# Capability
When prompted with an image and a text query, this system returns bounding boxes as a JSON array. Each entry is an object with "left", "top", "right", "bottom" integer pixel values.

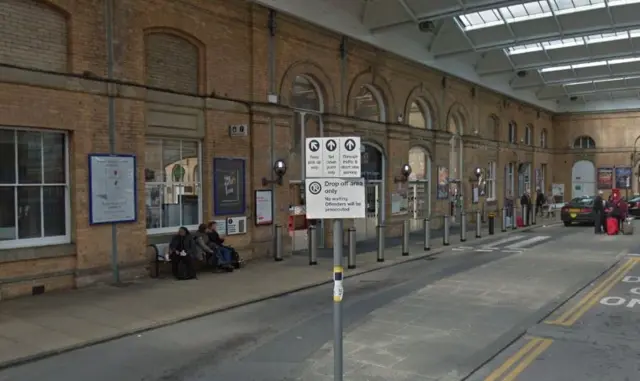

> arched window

[
  {"left": 573, "top": 136, "right": 596, "bottom": 149},
  {"left": 508, "top": 121, "right": 517, "bottom": 144},
  {"left": 524, "top": 125, "right": 533, "bottom": 146},
  {"left": 408, "top": 99, "right": 433, "bottom": 129},
  {"left": 354, "top": 85, "right": 384, "bottom": 122},
  {"left": 487, "top": 115, "right": 499, "bottom": 141},
  {"left": 540, "top": 128, "right": 548, "bottom": 148},
  {"left": 291, "top": 75, "right": 323, "bottom": 158}
]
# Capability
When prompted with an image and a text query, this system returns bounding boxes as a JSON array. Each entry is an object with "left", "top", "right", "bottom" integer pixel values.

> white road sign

[
  {"left": 305, "top": 178, "right": 366, "bottom": 219},
  {"left": 305, "top": 137, "right": 361, "bottom": 178}
]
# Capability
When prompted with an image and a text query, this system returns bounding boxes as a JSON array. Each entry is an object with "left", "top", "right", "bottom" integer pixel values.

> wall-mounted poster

[
  {"left": 597, "top": 167, "right": 613, "bottom": 189},
  {"left": 254, "top": 190, "right": 273, "bottom": 226},
  {"left": 213, "top": 158, "right": 246, "bottom": 215},
  {"left": 615, "top": 166, "right": 632, "bottom": 189},
  {"left": 437, "top": 167, "right": 449, "bottom": 200},
  {"left": 88, "top": 154, "right": 137, "bottom": 225}
]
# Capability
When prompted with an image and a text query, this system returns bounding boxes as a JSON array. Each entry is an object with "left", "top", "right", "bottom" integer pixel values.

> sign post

[{"left": 305, "top": 136, "right": 364, "bottom": 381}]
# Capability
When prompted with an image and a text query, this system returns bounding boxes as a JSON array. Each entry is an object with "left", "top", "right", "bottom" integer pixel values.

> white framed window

[
  {"left": 145, "top": 138, "right": 202, "bottom": 234},
  {"left": 540, "top": 129, "right": 548, "bottom": 148},
  {"left": 487, "top": 161, "right": 496, "bottom": 200},
  {"left": 524, "top": 125, "right": 532, "bottom": 145},
  {"left": 0, "top": 127, "right": 70, "bottom": 249},
  {"left": 508, "top": 122, "right": 517, "bottom": 143},
  {"left": 505, "top": 162, "right": 515, "bottom": 198}
]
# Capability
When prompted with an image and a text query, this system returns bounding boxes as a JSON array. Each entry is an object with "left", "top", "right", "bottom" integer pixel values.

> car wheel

[{"left": 563, "top": 221, "right": 571, "bottom": 227}]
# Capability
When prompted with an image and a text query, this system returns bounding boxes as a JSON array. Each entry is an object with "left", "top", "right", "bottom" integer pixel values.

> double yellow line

[
  {"left": 484, "top": 337, "right": 553, "bottom": 381},
  {"left": 546, "top": 257, "right": 639, "bottom": 326}
]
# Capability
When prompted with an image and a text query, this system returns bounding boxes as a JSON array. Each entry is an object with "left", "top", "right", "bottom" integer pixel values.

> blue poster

[{"left": 614, "top": 167, "right": 632, "bottom": 189}]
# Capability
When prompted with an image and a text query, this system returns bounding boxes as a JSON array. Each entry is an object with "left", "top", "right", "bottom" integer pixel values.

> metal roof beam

[
  {"left": 515, "top": 69, "right": 640, "bottom": 89},
  {"left": 370, "top": 0, "right": 523, "bottom": 33},
  {"left": 434, "top": 22, "right": 640, "bottom": 58},
  {"left": 539, "top": 84, "right": 640, "bottom": 100}
]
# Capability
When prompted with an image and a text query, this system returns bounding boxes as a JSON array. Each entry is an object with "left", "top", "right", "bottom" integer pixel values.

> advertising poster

[
  {"left": 254, "top": 190, "right": 273, "bottom": 225},
  {"left": 615, "top": 166, "right": 632, "bottom": 189},
  {"left": 597, "top": 167, "right": 613, "bottom": 189},
  {"left": 437, "top": 167, "right": 449, "bottom": 200},
  {"left": 88, "top": 154, "right": 137, "bottom": 225},
  {"left": 213, "top": 158, "right": 246, "bottom": 215}
]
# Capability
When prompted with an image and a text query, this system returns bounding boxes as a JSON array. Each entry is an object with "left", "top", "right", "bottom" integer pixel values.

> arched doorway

[
  {"left": 572, "top": 160, "right": 596, "bottom": 198},
  {"left": 448, "top": 112, "right": 464, "bottom": 220},
  {"left": 288, "top": 75, "right": 324, "bottom": 252},
  {"left": 408, "top": 147, "right": 431, "bottom": 232},
  {"left": 354, "top": 142, "right": 385, "bottom": 242}
]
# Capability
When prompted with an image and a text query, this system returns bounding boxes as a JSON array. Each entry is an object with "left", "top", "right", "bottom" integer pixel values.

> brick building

[{"left": 0, "top": 0, "right": 638, "bottom": 299}]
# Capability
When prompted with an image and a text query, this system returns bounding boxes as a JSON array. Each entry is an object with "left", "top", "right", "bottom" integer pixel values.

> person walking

[{"left": 593, "top": 190, "right": 605, "bottom": 234}]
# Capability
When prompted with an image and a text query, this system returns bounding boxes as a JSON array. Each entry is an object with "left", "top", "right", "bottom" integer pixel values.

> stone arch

[
  {"left": 573, "top": 135, "right": 596, "bottom": 149},
  {"left": 2, "top": 0, "right": 69, "bottom": 72},
  {"left": 347, "top": 70, "right": 395, "bottom": 123},
  {"left": 445, "top": 103, "right": 470, "bottom": 135},
  {"left": 279, "top": 60, "right": 335, "bottom": 112},
  {"left": 404, "top": 85, "right": 439, "bottom": 129},
  {"left": 143, "top": 27, "right": 205, "bottom": 94}
]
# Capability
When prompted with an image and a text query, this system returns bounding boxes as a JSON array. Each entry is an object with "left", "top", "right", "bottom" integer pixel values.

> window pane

[
  {"left": 43, "top": 186, "right": 66, "bottom": 237},
  {"left": 181, "top": 183, "right": 199, "bottom": 226},
  {"left": 0, "top": 187, "right": 16, "bottom": 240},
  {"left": 17, "top": 131, "right": 42, "bottom": 184},
  {"left": 181, "top": 141, "right": 198, "bottom": 182},
  {"left": 0, "top": 129, "right": 15, "bottom": 184},
  {"left": 42, "top": 132, "right": 65, "bottom": 184},
  {"left": 145, "top": 139, "right": 163, "bottom": 182},
  {"left": 163, "top": 140, "right": 182, "bottom": 182},
  {"left": 17, "top": 186, "right": 42, "bottom": 239},
  {"left": 145, "top": 183, "right": 164, "bottom": 229},
  {"left": 162, "top": 184, "right": 181, "bottom": 228}
]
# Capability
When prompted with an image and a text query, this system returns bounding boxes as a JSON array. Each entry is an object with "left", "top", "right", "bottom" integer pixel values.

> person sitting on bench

[
  {"left": 168, "top": 226, "right": 197, "bottom": 280},
  {"left": 206, "top": 221, "right": 236, "bottom": 266},
  {"left": 194, "top": 223, "right": 233, "bottom": 272}
]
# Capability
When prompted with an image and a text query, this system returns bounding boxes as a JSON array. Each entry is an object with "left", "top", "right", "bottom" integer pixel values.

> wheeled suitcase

[
  {"left": 623, "top": 217, "right": 634, "bottom": 235},
  {"left": 607, "top": 217, "right": 619, "bottom": 235}
]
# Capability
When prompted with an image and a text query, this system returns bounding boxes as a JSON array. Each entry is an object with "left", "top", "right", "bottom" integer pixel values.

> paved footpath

[
  {"left": 466, "top": 228, "right": 640, "bottom": 381},
  {"left": 299, "top": 225, "right": 636, "bottom": 381},
  {"left": 0, "top": 216, "right": 558, "bottom": 369}
]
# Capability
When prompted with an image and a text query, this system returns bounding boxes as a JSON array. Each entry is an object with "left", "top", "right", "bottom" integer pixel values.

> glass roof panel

[
  {"left": 564, "top": 75, "right": 640, "bottom": 88},
  {"left": 507, "top": 28, "right": 640, "bottom": 55},
  {"left": 458, "top": 0, "right": 626, "bottom": 31},
  {"left": 540, "top": 56, "right": 640, "bottom": 72}
]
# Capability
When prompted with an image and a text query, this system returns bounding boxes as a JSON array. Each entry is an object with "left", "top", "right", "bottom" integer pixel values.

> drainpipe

[
  {"left": 104, "top": 0, "right": 119, "bottom": 283},
  {"left": 267, "top": 9, "right": 277, "bottom": 252}
]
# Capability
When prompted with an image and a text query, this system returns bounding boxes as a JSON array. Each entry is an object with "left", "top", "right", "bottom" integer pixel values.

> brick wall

[{"left": 0, "top": 0, "right": 610, "bottom": 299}]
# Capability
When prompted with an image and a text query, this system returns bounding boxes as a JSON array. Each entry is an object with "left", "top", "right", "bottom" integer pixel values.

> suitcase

[
  {"left": 607, "top": 217, "right": 619, "bottom": 235},
  {"left": 623, "top": 217, "right": 634, "bottom": 235}
]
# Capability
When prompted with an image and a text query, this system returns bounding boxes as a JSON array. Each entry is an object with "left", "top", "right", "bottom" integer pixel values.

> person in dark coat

[
  {"left": 168, "top": 226, "right": 197, "bottom": 280},
  {"left": 520, "top": 191, "right": 532, "bottom": 225},
  {"left": 535, "top": 189, "right": 546, "bottom": 217},
  {"left": 593, "top": 190, "right": 605, "bottom": 234}
]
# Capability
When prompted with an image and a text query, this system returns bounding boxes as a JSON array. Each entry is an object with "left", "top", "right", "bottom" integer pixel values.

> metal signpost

[{"left": 305, "top": 136, "right": 365, "bottom": 381}]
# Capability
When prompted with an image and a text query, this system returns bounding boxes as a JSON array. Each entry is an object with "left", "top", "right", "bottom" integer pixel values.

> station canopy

[{"left": 258, "top": 0, "right": 640, "bottom": 112}]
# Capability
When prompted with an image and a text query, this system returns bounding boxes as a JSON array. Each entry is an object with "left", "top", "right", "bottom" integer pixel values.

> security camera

[
  {"left": 401, "top": 164, "right": 412, "bottom": 178},
  {"left": 418, "top": 20, "right": 435, "bottom": 33},
  {"left": 273, "top": 159, "right": 287, "bottom": 177}
]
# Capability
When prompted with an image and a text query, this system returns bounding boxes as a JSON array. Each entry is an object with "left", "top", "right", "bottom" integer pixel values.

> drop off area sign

[{"left": 304, "top": 137, "right": 365, "bottom": 219}]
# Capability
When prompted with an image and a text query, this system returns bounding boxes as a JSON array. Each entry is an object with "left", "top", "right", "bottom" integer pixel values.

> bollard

[
  {"left": 443, "top": 215, "right": 450, "bottom": 246},
  {"left": 347, "top": 227, "right": 356, "bottom": 269},
  {"left": 308, "top": 225, "right": 318, "bottom": 266},
  {"left": 423, "top": 218, "right": 430, "bottom": 251},
  {"left": 523, "top": 205, "right": 529, "bottom": 226},
  {"left": 501, "top": 207, "right": 507, "bottom": 232},
  {"left": 488, "top": 213, "right": 495, "bottom": 235},
  {"left": 476, "top": 210, "right": 482, "bottom": 238},
  {"left": 402, "top": 219, "right": 410, "bottom": 256},
  {"left": 460, "top": 211, "right": 467, "bottom": 242},
  {"left": 376, "top": 224, "right": 385, "bottom": 262},
  {"left": 274, "top": 224, "right": 283, "bottom": 261},
  {"left": 511, "top": 205, "right": 517, "bottom": 230}
]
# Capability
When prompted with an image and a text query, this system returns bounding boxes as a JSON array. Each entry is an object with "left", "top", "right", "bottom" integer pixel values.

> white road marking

[
  {"left": 481, "top": 235, "right": 525, "bottom": 248},
  {"left": 501, "top": 249, "right": 524, "bottom": 254},
  {"left": 474, "top": 248, "right": 495, "bottom": 252},
  {"left": 503, "top": 235, "right": 551, "bottom": 249},
  {"left": 628, "top": 253, "right": 640, "bottom": 257}
]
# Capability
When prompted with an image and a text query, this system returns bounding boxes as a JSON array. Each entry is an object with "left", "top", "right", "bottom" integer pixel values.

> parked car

[
  {"left": 561, "top": 196, "right": 595, "bottom": 226},
  {"left": 625, "top": 196, "right": 640, "bottom": 218}
]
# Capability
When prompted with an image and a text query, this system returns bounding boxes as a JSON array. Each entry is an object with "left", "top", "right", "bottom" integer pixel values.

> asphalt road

[{"left": 0, "top": 225, "right": 583, "bottom": 381}]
